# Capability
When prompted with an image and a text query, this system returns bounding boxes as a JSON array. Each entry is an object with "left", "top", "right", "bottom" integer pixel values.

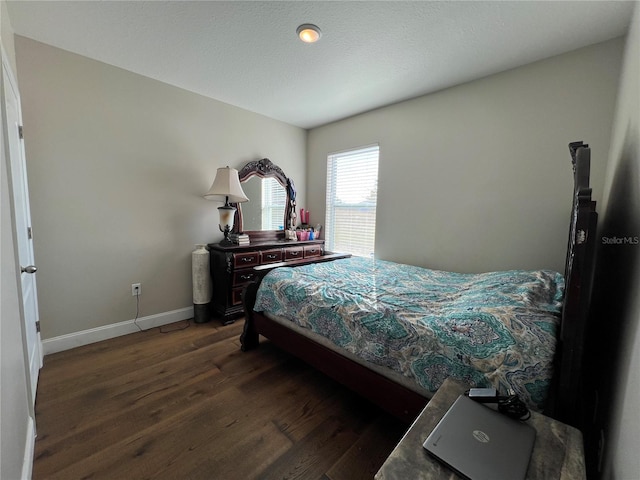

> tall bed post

[{"left": 550, "top": 141, "right": 598, "bottom": 427}]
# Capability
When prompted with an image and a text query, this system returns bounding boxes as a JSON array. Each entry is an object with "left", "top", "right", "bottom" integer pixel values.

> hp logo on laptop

[{"left": 473, "top": 430, "right": 490, "bottom": 443}]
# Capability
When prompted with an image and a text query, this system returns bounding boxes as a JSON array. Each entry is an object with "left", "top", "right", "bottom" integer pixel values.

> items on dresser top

[{"left": 228, "top": 233, "right": 250, "bottom": 245}]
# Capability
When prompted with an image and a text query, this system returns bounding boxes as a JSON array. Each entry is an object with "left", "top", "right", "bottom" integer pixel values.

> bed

[{"left": 241, "top": 142, "right": 597, "bottom": 428}]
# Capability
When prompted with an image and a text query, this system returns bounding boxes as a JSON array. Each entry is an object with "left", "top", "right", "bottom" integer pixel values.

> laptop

[{"left": 423, "top": 394, "right": 536, "bottom": 480}]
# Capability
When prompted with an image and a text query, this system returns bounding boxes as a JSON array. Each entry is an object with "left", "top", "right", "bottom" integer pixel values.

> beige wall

[
  {"left": 15, "top": 36, "right": 306, "bottom": 340},
  {"left": 0, "top": 0, "right": 15, "bottom": 73},
  {"left": 308, "top": 38, "right": 623, "bottom": 274},
  {"left": 592, "top": 4, "right": 640, "bottom": 479}
]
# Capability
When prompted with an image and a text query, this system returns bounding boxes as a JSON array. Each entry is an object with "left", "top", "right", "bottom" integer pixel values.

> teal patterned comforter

[{"left": 253, "top": 257, "right": 564, "bottom": 410}]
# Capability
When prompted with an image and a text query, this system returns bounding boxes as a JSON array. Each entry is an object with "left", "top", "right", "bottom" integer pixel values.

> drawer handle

[
  {"left": 241, "top": 257, "right": 254, "bottom": 263},
  {"left": 266, "top": 254, "right": 278, "bottom": 259},
  {"left": 240, "top": 274, "right": 254, "bottom": 280},
  {"left": 290, "top": 251, "right": 300, "bottom": 256},
  {"left": 308, "top": 249, "right": 317, "bottom": 254}
]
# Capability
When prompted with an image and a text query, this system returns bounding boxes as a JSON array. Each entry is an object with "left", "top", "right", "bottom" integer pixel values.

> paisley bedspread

[{"left": 253, "top": 256, "right": 564, "bottom": 410}]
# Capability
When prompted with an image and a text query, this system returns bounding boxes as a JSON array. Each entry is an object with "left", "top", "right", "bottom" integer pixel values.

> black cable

[
  {"left": 132, "top": 292, "right": 191, "bottom": 333},
  {"left": 497, "top": 395, "right": 531, "bottom": 421},
  {"left": 160, "top": 320, "right": 191, "bottom": 333},
  {"left": 133, "top": 292, "right": 143, "bottom": 332},
  {"left": 465, "top": 389, "right": 531, "bottom": 421}
]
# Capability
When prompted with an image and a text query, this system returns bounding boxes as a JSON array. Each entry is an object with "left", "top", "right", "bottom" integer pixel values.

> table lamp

[{"left": 204, "top": 166, "right": 249, "bottom": 245}]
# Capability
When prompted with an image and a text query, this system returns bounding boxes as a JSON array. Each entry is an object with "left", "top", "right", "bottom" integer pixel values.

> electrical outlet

[{"left": 131, "top": 283, "right": 141, "bottom": 296}]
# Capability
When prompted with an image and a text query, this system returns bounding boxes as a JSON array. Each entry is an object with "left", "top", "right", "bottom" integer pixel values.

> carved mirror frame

[{"left": 233, "top": 158, "right": 296, "bottom": 241}]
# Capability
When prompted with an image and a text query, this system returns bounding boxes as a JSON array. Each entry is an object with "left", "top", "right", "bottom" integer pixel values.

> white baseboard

[
  {"left": 21, "top": 416, "right": 35, "bottom": 480},
  {"left": 42, "top": 306, "right": 194, "bottom": 355}
]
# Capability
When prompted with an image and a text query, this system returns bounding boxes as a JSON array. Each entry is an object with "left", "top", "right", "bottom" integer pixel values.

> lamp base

[
  {"left": 219, "top": 237, "right": 234, "bottom": 247},
  {"left": 218, "top": 221, "right": 234, "bottom": 246},
  {"left": 218, "top": 204, "right": 236, "bottom": 247}
]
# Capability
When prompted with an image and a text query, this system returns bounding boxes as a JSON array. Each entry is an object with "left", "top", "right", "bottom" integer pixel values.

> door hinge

[
  {"left": 27, "top": 226, "right": 33, "bottom": 240},
  {"left": 18, "top": 125, "right": 24, "bottom": 140},
  {"left": 35, "top": 321, "right": 41, "bottom": 333}
]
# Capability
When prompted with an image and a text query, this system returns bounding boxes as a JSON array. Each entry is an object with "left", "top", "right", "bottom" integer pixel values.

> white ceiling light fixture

[{"left": 296, "top": 24, "right": 322, "bottom": 43}]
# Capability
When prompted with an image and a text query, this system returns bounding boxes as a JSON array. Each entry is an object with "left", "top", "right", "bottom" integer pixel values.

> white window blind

[
  {"left": 326, "top": 145, "right": 379, "bottom": 257},
  {"left": 262, "top": 177, "right": 287, "bottom": 230}
]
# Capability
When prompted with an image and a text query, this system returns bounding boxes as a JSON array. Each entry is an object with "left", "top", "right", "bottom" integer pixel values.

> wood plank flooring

[{"left": 33, "top": 319, "right": 407, "bottom": 479}]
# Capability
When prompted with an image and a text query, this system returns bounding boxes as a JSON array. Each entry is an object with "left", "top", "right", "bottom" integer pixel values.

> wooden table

[{"left": 375, "top": 378, "right": 586, "bottom": 480}]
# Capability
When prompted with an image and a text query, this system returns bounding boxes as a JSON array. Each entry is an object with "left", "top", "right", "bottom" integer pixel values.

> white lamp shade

[{"left": 204, "top": 167, "right": 249, "bottom": 204}]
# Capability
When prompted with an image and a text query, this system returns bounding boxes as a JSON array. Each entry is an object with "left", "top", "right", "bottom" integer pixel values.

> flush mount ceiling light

[{"left": 296, "top": 24, "right": 322, "bottom": 43}]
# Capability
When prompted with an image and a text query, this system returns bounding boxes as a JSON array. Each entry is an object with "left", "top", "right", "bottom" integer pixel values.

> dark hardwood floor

[{"left": 33, "top": 319, "right": 407, "bottom": 479}]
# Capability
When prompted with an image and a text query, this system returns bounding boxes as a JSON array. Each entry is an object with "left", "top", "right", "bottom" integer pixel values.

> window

[
  {"left": 262, "top": 177, "right": 287, "bottom": 230},
  {"left": 325, "top": 145, "right": 379, "bottom": 257}
]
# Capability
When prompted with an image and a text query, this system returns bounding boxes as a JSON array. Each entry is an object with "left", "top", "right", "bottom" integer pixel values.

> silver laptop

[{"left": 423, "top": 394, "right": 536, "bottom": 480}]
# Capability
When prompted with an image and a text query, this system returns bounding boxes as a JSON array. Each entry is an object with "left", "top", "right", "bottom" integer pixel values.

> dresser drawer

[
  {"left": 233, "top": 269, "right": 259, "bottom": 286},
  {"left": 231, "top": 287, "right": 244, "bottom": 306},
  {"left": 261, "top": 249, "right": 283, "bottom": 264},
  {"left": 304, "top": 245, "right": 322, "bottom": 258},
  {"left": 232, "top": 251, "right": 260, "bottom": 268},
  {"left": 284, "top": 247, "right": 304, "bottom": 261}
]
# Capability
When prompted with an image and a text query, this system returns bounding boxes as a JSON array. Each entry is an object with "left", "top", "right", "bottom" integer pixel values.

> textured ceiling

[{"left": 6, "top": 1, "right": 634, "bottom": 129}]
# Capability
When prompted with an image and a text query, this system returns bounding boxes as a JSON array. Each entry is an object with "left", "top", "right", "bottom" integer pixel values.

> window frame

[{"left": 325, "top": 144, "right": 379, "bottom": 257}]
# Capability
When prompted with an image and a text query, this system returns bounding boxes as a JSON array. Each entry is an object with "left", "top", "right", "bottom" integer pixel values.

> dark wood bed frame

[{"left": 241, "top": 142, "right": 597, "bottom": 428}]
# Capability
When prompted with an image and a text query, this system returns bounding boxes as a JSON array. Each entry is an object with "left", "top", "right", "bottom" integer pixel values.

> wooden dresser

[{"left": 208, "top": 239, "right": 349, "bottom": 324}]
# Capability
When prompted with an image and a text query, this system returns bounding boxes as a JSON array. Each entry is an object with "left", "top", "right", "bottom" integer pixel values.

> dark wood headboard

[{"left": 550, "top": 141, "right": 598, "bottom": 427}]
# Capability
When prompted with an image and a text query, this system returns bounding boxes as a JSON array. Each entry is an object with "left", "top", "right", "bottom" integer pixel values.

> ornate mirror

[{"left": 233, "top": 158, "right": 296, "bottom": 240}]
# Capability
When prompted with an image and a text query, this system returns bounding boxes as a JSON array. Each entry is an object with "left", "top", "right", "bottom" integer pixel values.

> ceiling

[{"left": 6, "top": 1, "right": 635, "bottom": 129}]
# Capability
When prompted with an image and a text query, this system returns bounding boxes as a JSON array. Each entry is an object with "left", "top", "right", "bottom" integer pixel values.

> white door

[{"left": 2, "top": 56, "right": 42, "bottom": 406}]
